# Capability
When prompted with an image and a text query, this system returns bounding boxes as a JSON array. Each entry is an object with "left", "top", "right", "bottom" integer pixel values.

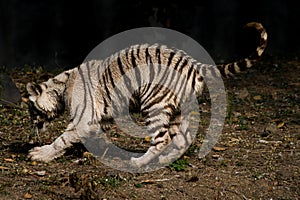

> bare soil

[{"left": 0, "top": 57, "right": 299, "bottom": 199}]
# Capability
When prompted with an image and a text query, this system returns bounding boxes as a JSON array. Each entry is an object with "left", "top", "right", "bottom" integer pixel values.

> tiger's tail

[{"left": 217, "top": 22, "right": 268, "bottom": 78}]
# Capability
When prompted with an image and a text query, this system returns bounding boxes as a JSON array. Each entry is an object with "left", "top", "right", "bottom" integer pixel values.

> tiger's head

[{"left": 26, "top": 75, "right": 68, "bottom": 132}]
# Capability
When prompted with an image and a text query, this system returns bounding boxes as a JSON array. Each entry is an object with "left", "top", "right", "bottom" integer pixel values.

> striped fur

[
  {"left": 26, "top": 22, "right": 267, "bottom": 166},
  {"left": 217, "top": 22, "right": 267, "bottom": 77}
]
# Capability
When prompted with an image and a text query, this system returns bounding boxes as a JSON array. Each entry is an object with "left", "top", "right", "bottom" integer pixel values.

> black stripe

[
  {"left": 178, "top": 59, "right": 188, "bottom": 72},
  {"left": 102, "top": 67, "right": 109, "bottom": 85},
  {"left": 125, "top": 49, "right": 130, "bottom": 61},
  {"left": 228, "top": 63, "right": 236, "bottom": 74},
  {"left": 140, "top": 83, "right": 152, "bottom": 97},
  {"left": 142, "top": 84, "right": 164, "bottom": 107},
  {"left": 239, "top": 60, "right": 247, "bottom": 71},
  {"left": 169, "top": 59, "right": 180, "bottom": 87},
  {"left": 164, "top": 109, "right": 174, "bottom": 118},
  {"left": 117, "top": 56, "right": 125, "bottom": 75},
  {"left": 97, "top": 62, "right": 101, "bottom": 84},
  {"left": 35, "top": 84, "right": 43, "bottom": 94},
  {"left": 154, "top": 130, "right": 167, "bottom": 140},
  {"left": 61, "top": 136, "right": 67, "bottom": 145},
  {"left": 117, "top": 55, "right": 133, "bottom": 92},
  {"left": 145, "top": 47, "right": 152, "bottom": 64},
  {"left": 166, "top": 88, "right": 177, "bottom": 103},
  {"left": 136, "top": 46, "right": 141, "bottom": 59},
  {"left": 174, "top": 55, "right": 183, "bottom": 71},
  {"left": 107, "top": 65, "right": 115, "bottom": 88},
  {"left": 191, "top": 70, "right": 197, "bottom": 91},
  {"left": 145, "top": 93, "right": 167, "bottom": 111},
  {"left": 41, "top": 83, "right": 48, "bottom": 89},
  {"left": 167, "top": 52, "right": 175, "bottom": 67},
  {"left": 143, "top": 84, "right": 176, "bottom": 112},
  {"left": 52, "top": 89, "right": 59, "bottom": 97},
  {"left": 156, "top": 47, "right": 161, "bottom": 65},
  {"left": 142, "top": 84, "right": 161, "bottom": 106},
  {"left": 187, "top": 65, "right": 194, "bottom": 79},
  {"left": 217, "top": 65, "right": 227, "bottom": 77},
  {"left": 154, "top": 86, "right": 174, "bottom": 104},
  {"left": 131, "top": 49, "right": 138, "bottom": 68},
  {"left": 163, "top": 124, "right": 171, "bottom": 129},
  {"left": 164, "top": 103, "right": 177, "bottom": 112},
  {"left": 103, "top": 81, "right": 111, "bottom": 101}
]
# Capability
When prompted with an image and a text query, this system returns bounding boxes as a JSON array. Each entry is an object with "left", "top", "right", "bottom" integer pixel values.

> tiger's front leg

[{"left": 29, "top": 123, "right": 80, "bottom": 162}]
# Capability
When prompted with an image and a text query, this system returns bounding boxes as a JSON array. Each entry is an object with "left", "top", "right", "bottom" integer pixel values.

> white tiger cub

[{"left": 27, "top": 22, "right": 267, "bottom": 167}]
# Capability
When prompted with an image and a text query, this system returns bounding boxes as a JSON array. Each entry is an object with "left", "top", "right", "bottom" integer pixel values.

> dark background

[{"left": 0, "top": 0, "right": 299, "bottom": 70}]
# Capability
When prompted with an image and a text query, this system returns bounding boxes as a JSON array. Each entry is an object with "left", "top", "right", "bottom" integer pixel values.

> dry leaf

[
  {"left": 24, "top": 192, "right": 33, "bottom": 199},
  {"left": 144, "top": 136, "right": 151, "bottom": 142},
  {"left": 213, "top": 147, "right": 226, "bottom": 151},
  {"left": 83, "top": 151, "right": 93, "bottom": 159},
  {"left": 31, "top": 161, "right": 37, "bottom": 166},
  {"left": 230, "top": 138, "right": 240, "bottom": 142},
  {"left": 33, "top": 170, "right": 46, "bottom": 176},
  {"left": 212, "top": 154, "right": 220, "bottom": 159},
  {"left": 228, "top": 137, "right": 240, "bottom": 146},
  {"left": 110, "top": 137, "right": 119, "bottom": 141},
  {"left": 4, "top": 158, "right": 14, "bottom": 162},
  {"left": 190, "top": 111, "right": 200, "bottom": 115},
  {"left": 277, "top": 121, "right": 285, "bottom": 128},
  {"left": 253, "top": 95, "right": 262, "bottom": 100},
  {"left": 258, "top": 139, "right": 269, "bottom": 144},
  {"left": 141, "top": 178, "right": 171, "bottom": 184},
  {"left": 22, "top": 168, "right": 29, "bottom": 174},
  {"left": 22, "top": 97, "right": 29, "bottom": 103},
  {"left": 0, "top": 166, "right": 9, "bottom": 170}
]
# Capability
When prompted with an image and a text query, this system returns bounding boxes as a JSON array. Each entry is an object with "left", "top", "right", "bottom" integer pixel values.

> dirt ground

[{"left": 0, "top": 56, "right": 299, "bottom": 199}]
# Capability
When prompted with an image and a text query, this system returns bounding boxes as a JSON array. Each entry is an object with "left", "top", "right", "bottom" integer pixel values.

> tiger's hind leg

[
  {"left": 158, "top": 116, "right": 193, "bottom": 164},
  {"left": 130, "top": 112, "right": 193, "bottom": 168},
  {"left": 130, "top": 126, "right": 172, "bottom": 167},
  {"left": 129, "top": 101, "right": 191, "bottom": 166}
]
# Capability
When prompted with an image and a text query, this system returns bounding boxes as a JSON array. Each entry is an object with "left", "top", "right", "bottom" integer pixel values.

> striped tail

[{"left": 217, "top": 22, "right": 268, "bottom": 78}]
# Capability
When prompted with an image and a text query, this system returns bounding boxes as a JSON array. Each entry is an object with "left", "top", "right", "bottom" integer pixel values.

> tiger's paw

[{"left": 28, "top": 145, "right": 65, "bottom": 162}]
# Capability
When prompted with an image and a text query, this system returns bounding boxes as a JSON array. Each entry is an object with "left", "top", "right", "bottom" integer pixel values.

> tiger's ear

[{"left": 26, "top": 82, "right": 42, "bottom": 97}]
